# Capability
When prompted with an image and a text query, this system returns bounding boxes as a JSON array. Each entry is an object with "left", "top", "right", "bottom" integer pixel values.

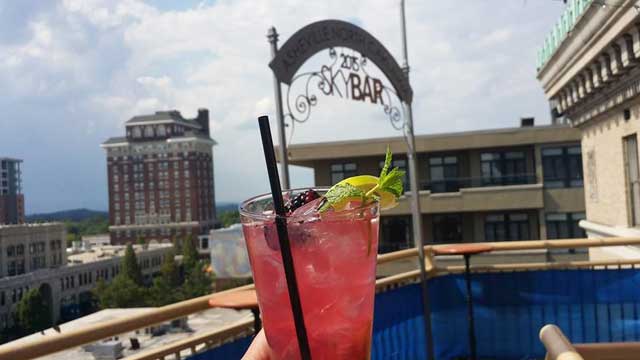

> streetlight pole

[
  {"left": 400, "top": 1, "right": 434, "bottom": 359},
  {"left": 267, "top": 26, "right": 291, "bottom": 189}
]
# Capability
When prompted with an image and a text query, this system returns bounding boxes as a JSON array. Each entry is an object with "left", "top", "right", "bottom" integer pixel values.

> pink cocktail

[{"left": 240, "top": 189, "right": 380, "bottom": 360}]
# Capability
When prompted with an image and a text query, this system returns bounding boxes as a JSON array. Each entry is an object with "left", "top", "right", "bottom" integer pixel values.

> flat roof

[
  {"left": 0, "top": 222, "right": 63, "bottom": 229},
  {"left": 102, "top": 132, "right": 217, "bottom": 147},
  {"left": 7, "top": 307, "right": 251, "bottom": 360},
  {"left": 67, "top": 244, "right": 173, "bottom": 265},
  {"left": 284, "top": 124, "right": 581, "bottom": 165}
]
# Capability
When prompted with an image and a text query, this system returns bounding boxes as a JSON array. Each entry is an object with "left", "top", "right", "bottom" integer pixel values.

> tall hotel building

[
  {"left": 0, "top": 158, "right": 24, "bottom": 225},
  {"left": 101, "top": 109, "right": 217, "bottom": 245}
]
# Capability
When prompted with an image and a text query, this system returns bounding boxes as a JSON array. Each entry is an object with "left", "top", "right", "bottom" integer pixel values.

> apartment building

[
  {"left": 537, "top": 0, "right": 640, "bottom": 239},
  {"left": 0, "top": 158, "right": 24, "bottom": 225},
  {"left": 102, "top": 109, "right": 218, "bottom": 245},
  {"left": 285, "top": 122, "right": 584, "bottom": 253}
]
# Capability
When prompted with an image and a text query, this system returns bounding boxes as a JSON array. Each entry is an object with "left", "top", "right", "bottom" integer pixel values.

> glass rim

[{"left": 239, "top": 187, "right": 379, "bottom": 222}]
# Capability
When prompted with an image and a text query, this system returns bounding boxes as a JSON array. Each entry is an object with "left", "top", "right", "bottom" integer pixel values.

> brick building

[
  {"left": 0, "top": 158, "right": 24, "bottom": 225},
  {"left": 101, "top": 109, "right": 217, "bottom": 245}
]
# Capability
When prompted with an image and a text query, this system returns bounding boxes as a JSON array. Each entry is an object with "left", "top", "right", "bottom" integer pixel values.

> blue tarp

[{"left": 192, "top": 269, "right": 640, "bottom": 359}]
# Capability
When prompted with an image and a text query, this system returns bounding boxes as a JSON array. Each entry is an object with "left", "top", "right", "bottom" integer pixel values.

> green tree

[
  {"left": 147, "top": 277, "right": 174, "bottom": 306},
  {"left": 121, "top": 243, "right": 143, "bottom": 286},
  {"left": 172, "top": 236, "right": 182, "bottom": 255},
  {"left": 160, "top": 249, "right": 180, "bottom": 288},
  {"left": 219, "top": 210, "right": 240, "bottom": 227},
  {"left": 181, "top": 236, "right": 199, "bottom": 274},
  {"left": 15, "top": 288, "right": 52, "bottom": 334},
  {"left": 93, "top": 277, "right": 147, "bottom": 309},
  {"left": 147, "top": 249, "right": 183, "bottom": 306},
  {"left": 66, "top": 233, "right": 78, "bottom": 248},
  {"left": 136, "top": 236, "right": 146, "bottom": 246},
  {"left": 181, "top": 261, "right": 213, "bottom": 299}
]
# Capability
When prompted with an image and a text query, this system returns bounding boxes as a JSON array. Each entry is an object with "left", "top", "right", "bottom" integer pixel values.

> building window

[
  {"left": 546, "top": 212, "right": 586, "bottom": 239},
  {"left": 132, "top": 127, "right": 142, "bottom": 138},
  {"left": 378, "top": 158, "right": 409, "bottom": 190},
  {"left": 485, "top": 213, "right": 530, "bottom": 241},
  {"left": 481, "top": 151, "right": 528, "bottom": 186},
  {"left": 542, "top": 146, "right": 583, "bottom": 188},
  {"left": 432, "top": 214, "right": 462, "bottom": 243},
  {"left": 428, "top": 155, "right": 459, "bottom": 192},
  {"left": 379, "top": 216, "right": 412, "bottom": 254},
  {"left": 330, "top": 163, "right": 357, "bottom": 185},
  {"left": 625, "top": 134, "right": 640, "bottom": 226}
]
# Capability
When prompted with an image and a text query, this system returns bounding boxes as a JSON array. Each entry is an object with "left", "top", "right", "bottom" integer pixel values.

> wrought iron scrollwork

[{"left": 283, "top": 47, "right": 408, "bottom": 139}]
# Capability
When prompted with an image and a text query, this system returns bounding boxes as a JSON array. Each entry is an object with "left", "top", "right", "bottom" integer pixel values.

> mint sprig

[
  {"left": 319, "top": 146, "right": 404, "bottom": 212},
  {"left": 318, "top": 183, "right": 366, "bottom": 212}
]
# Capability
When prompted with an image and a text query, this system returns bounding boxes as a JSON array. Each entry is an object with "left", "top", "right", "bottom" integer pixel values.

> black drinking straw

[{"left": 258, "top": 115, "right": 312, "bottom": 360}]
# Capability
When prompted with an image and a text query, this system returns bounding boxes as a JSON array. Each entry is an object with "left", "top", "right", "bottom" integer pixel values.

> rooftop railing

[
  {"left": 537, "top": 0, "right": 593, "bottom": 70},
  {"left": 421, "top": 173, "right": 537, "bottom": 193},
  {"left": 3, "top": 237, "right": 640, "bottom": 359}
]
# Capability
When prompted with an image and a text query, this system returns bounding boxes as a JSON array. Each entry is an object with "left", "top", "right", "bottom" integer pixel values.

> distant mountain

[
  {"left": 26, "top": 204, "right": 238, "bottom": 223},
  {"left": 26, "top": 208, "right": 108, "bottom": 222},
  {"left": 216, "top": 202, "right": 238, "bottom": 213}
]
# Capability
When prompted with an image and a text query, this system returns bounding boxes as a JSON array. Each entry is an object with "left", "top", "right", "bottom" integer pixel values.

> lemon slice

[{"left": 337, "top": 175, "right": 398, "bottom": 210}]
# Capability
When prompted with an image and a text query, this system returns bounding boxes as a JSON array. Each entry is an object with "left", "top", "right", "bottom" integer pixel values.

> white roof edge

[{"left": 166, "top": 137, "right": 217, "bottom": 146}]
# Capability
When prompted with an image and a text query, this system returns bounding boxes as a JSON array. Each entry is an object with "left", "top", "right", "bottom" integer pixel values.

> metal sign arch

[
  {"left": 267, "top": 11, "right": 433, "bottom": 360},
  {"left": 269, "top": 19, "right": 413, "bottom": 104}
]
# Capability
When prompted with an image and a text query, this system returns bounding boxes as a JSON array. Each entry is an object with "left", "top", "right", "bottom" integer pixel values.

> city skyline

[{"left": 0, "top": 0, "right": 565, "bottom": 213}]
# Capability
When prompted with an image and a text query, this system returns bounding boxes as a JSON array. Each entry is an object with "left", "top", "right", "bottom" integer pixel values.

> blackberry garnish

[{"left": 284, "top": 189, "right": 320, "bottom": 215}]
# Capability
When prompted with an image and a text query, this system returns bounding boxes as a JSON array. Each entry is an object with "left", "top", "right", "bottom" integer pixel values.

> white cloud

[
  {"left": 0, "top": 0, "right": 567, "bottom": 210},
  {"left": 475, "top": 28, "right": 513, "bottom": 48}
]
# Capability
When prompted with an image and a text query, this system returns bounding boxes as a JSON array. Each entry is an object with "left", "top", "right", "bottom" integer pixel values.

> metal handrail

[
  {"left": 0, "top": 284, "right": 254, "bottom": 360},
  {"left": 125, "top": 320, "right": 253, "bottom": 360},
  {"left": 2, "top": 237, "right": 640, "bottom": 360},
  {"left": 540, "top": 324, "right": 584, "bottom": 360},
  {"left": 541, "top": 324, "right": 640, "bottom": 360},
  {"left": 421, "top": 173, "right": 538, "bottom": 193}
]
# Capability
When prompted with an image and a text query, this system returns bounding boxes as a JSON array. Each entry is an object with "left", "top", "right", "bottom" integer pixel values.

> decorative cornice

[{"left": 567, "top": 66, "right": 640, "bottom": 126}]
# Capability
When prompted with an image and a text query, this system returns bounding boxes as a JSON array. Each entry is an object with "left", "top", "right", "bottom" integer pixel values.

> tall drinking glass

[{"left": 240, "top": 188, "right": 380, "bottom": 360}]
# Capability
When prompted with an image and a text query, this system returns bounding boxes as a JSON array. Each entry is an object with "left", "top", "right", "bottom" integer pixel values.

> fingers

[{"left": 242, "top": 329, "right": 273, "bottom": 360}]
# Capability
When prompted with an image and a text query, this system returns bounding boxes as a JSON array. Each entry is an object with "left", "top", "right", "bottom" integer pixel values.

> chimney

[
  {"left": 197, "top": 108, "right": 210, "bottom": 136},
  {"left": 520, "top": 117, "right": 534, "bottom": 127}
]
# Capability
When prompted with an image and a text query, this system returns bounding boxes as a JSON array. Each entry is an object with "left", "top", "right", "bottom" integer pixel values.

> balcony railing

[
  {"left": 422, "top": 173, "right": 537, "bottom": 193},
  {"left": 3, "top": 237, "right": 640, "bottom": 359},
  {"left": 537, "top": 0, "right": 593, "bottom": 70}
]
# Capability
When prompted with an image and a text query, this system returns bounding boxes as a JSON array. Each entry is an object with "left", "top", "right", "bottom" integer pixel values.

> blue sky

[{"left": 0, "top": 0, "right": 565, "bottom": 213}]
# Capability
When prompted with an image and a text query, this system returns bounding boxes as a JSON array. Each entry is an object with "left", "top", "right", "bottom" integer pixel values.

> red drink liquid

[{"left": 240, "top": 191, "right": 379, "bottom": 360}]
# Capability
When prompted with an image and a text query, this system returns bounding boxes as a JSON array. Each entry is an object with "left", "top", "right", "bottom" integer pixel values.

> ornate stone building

[
  {"left": 537, "top": 0, "right": 640, "bottom": 237},
  {"left": 0, "top": 226, "right": 172, "bottom": 330}
]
